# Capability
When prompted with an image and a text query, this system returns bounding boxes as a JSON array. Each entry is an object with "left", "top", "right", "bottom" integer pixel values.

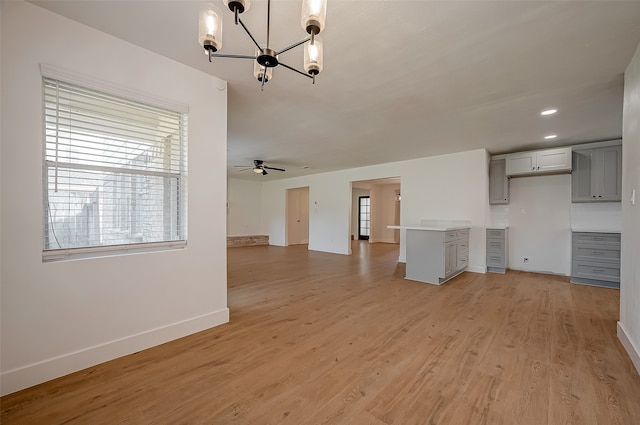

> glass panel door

[{"left": 358, "top": 196, "right": 370, "bottom": 240}]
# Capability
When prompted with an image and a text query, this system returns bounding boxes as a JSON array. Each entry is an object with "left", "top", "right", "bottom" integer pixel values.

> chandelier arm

[
  {"left": 237, "top": 17, "right": 263, "bottom": 52},
  {"left": 209, "top": 53, "right": 258, "bottom": 60},
  {"left": 278, "top": 62, "right": 314, "bottom": 79},
  {"left": 276, "top": 37, "right": 311, "bottom": 56}
]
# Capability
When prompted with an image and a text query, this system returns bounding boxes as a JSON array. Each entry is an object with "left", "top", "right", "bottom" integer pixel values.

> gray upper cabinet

[
  {"left": 506, "top": 147, "right": 572, "bottom": 176},
  {"left": 489, "top": 159, "right": 509, "bottom": 204},
  {"left": 572, "top": 145, "right": 622, "bottom": 202}
]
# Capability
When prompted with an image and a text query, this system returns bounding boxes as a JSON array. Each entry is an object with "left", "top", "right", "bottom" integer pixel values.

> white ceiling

[{"left": 30, "top": 0, "right": 640, "bottom": 180}]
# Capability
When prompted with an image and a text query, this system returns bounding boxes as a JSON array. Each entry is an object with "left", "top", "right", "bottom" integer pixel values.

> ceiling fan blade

[
  {"left": 262, "top": 169, "right": 268, "bottom": 175},
  {"left": 235, "top": 167, "right": 252, "bottom": 172},
  {"left": 263, "top": 166, "right": 285, "bottom": 172}
]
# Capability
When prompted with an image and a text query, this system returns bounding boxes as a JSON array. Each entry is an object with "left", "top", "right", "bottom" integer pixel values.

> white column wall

[
  {"left": 1, "top": 1, "right": 229, "bottom": 395},
  {"left": 619, "top": 41, "right": 640, "bottom": 374}
]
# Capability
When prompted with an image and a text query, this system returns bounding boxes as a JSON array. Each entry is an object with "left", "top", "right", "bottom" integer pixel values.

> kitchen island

[{"left": 388, "top": 220, "right": 471, "bottom": 285}]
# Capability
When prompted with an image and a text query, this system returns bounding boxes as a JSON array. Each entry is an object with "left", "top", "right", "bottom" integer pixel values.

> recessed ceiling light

[
  {"left": 544, "top": 134, "right": 557, "bottom": 140},
  {"left": 541, "top": 109, "right": 557, "bottom": 116}
]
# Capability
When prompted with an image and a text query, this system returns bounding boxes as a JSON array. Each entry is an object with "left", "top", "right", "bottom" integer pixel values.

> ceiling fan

[{"left": 235, "top": 159, "right": 286, "bottom": 175}]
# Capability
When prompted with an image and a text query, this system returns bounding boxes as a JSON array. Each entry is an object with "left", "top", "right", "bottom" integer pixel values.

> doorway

[
  {"left": 287, "top": 186, "right": 309, "bottom": 245},
  {"left": 351, "top": 177, "right": 401, "bottom": 244},
  {"left": 358, "top": 196, "right": 370, "bottom": 240}
]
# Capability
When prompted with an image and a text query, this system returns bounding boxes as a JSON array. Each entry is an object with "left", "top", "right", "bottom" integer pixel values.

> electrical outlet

[{"left": 523, "top": 257, "right": 529, "bottom": 264}]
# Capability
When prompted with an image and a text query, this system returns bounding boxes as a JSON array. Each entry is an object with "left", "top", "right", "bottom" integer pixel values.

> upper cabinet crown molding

[{"left": 505, "top": 147, "right": 572, "bottom": 177}]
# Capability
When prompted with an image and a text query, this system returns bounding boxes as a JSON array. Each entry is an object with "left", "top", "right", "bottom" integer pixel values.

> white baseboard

[
  {"left": 467, "top": 265, "right": 486, "bottom": 274},
  {"left": 0, "top": 308, "right": 229, "bottom": 396},
  {"left": 618, "top": 321, "right": 640, "bottom": 376}
]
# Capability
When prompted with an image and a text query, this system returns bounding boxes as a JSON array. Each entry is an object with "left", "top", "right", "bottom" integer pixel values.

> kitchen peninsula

[{"left": 388, "top": 220, "right": 471, "bottom": 285}]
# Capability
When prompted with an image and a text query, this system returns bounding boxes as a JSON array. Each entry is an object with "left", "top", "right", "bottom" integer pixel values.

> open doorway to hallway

[{"left": 351, "top": 177, "right": 401, "bottom": 244}]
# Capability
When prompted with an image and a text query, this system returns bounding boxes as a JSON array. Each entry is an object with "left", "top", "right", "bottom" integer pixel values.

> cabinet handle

[
  {"left": 532, "top": 167, "right": 535, "bottom": 170},
  {"left": 592, "top": 251, "right": 604, "bottom": 255},
  {"left": 592, "top": 195, "right": 597, "bottom": 198},
  {"left": 504, "top": 198, "right": 507, "bottom": 201},
  {"left": 598, "top": 195, "right": 602, "bottom": 198},
  {"left": 592, "top": 237, "right": 604, "bottom": 241},
  {"left": 537, "top": 166, "right": 540, "bottom": 170},
  {"left": 592, "top": 269, "right": 605, "bottom": 273}
]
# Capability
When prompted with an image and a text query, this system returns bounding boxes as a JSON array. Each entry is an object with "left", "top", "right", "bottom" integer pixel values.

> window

[{"left": 42, "top": 77, "right": 188, "bottom": 260}]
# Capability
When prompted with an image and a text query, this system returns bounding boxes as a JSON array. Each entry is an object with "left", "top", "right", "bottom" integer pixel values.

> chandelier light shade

[
  {"left": 198, "top": 4, "right": 223, "bottom": 52},
  {"left": 198, "top": 0, "right": 327, "bottom": 90},
  {"left": 304, "top": 35, "right": 323, "bottom": 75},
  {"left": 301, "top": 0, "right": 327, "bottom": 35}
]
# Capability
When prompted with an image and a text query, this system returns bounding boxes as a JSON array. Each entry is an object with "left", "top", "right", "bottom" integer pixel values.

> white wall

[
  {"left": 227, "top": 178, "right": 263, "bottom": 236},
  {"left": 0, "top": 1, "right": 229, "bottom": 395},
  {"left": 371, "top": 184, "right": 400, "bottom": 243},
  {"left": 507, "top": 175, "right": 572, "bottom": 275},
  {"left": 262, "top": 149, "right": 488, "bottom": 271},
  {"left": 619, "top": 41, "right": 640, "bottom": 373}
]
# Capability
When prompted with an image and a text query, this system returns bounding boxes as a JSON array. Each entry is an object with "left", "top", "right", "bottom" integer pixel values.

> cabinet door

[
  {"left": 444, "top": 242, "right": 457, "bottom": 276},
  {"left": 489, "top": 159, "right": 509, "bottom": 204},
  {"left": 506, "top": 152, "right": 536, "bottom": 176},
  {"left": 572, "top": 146, "right": 621, "bottom": 202},
  {"left": 572, "top": 149, "right": 594, "bottom": 202},
  {"left": 598, "top": 145, "right": 622, "bottom": 201},
  {"left": 536, "top": 147, "right": 572, "bottom": 173}
]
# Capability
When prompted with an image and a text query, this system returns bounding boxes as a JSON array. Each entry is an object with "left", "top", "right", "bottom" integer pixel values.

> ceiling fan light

[
  {"left": 301, "top": 0, "right": 327, "bottom": 35},
  {"left": 223, "top": 0, "right": 250, "bottom": 14},
  {"left": 304, "top": 36, "right": 323, "bottom": 75},
  {"left": 198, "top": 4, "right": 223, "bottom": 52},
  {"left": 253, "top": 167, "right": 263, "bottom": 174}
]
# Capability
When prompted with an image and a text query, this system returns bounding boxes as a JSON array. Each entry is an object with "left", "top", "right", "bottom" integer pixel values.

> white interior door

[{"left": 287, "top": 187, "right": 309, "bottom": 245}]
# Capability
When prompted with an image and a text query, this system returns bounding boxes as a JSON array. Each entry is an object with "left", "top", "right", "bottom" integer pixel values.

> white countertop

[
  {"left": 571, "top": 227, "right": 621, "bottom": 234},
  {"left": 487, "top": 225, "right": 509, "bottom": 230},
  {"left": 388, "top": 220, "right": 471, "bottom": 232}
]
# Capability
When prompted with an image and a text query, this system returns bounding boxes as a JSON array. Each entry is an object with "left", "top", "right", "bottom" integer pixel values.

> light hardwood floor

[{"left": 2, "top": 241, "right": 640, "bottom": 424}]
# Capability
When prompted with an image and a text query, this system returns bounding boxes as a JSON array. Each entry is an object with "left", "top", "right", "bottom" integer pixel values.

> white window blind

[{"left": 42, "top": 77, "right": 188, "bottom": 260}]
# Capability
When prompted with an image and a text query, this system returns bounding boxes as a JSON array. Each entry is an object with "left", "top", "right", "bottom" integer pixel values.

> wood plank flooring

[{"left": 2, "top": 241, "right": 640, "bottom": 424}]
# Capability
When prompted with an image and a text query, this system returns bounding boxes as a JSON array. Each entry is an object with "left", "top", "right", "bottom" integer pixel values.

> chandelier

[{"left": 198, "top": 0, "right": 327, "bottom": 90}]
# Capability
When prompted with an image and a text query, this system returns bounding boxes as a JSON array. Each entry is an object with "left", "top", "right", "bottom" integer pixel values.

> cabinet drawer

[
  {"left": 457, "top": 239, "right": 469, "bottom": 254},
  {"left": 457, "top": 228, "right": 469, "bottom": 238},
  {"left": 444, "top": 230, "right": 459, "bottom": 242},
  {"left": 573, "top": 245, "right": 620, "bottom": 262},
  {"left": 457, "top": 252, "right": 469, "bottom": 270},
  {"left": 487, "top": 229, "right": 505, "bottom": 239},
  {"left": 572, "top": 261, "right": 620, "bottom": 283},
  {"left": 487, "top": 253, "right": 505, "bottom": 268},
  {"left": 486, "top": 238, "right": 505, "bottom": 253},
  {"left": 573, "top": 232, "right": 620, "bottom": 245}
]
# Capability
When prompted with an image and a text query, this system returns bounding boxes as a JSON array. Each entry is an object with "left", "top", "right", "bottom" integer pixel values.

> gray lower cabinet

[
  {"left": 572, "top": 145, "right": 622, "bottom": 202},
  {"left": 489, "top": 159, "right": 509, "bottom": 205},
  {"left": 406, "top": 228, "right": 469, "bottom": 285},
  {"left": 571, "top": 232, "right": 620, "bottom": 289},
  {"left": 486, "top": 228, "right": 508, "bottom": 273}
]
